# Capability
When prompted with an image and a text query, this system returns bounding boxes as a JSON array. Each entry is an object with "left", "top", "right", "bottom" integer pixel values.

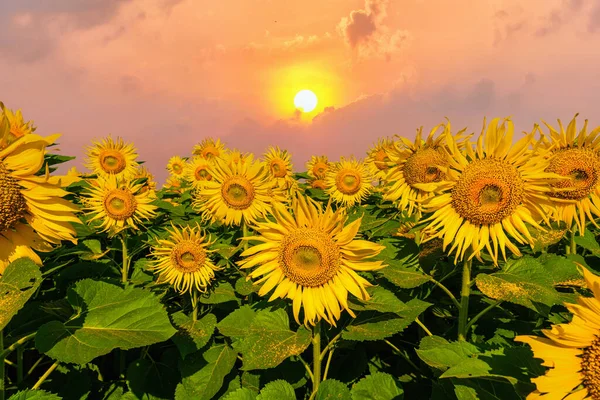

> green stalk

[
  {"left": 311, "top": 321, "right": 322, "bottom": 397},
  {"left": 428, "top": 277, "right": 461, "bottom": 309},
  {"left": 457, "top": 258, "right": 472, "bottom": 341},
  {"left": 465, "top": 300, "right": 502, "bottom": 332},
  {"left": 32, "top": 361, "right": 59, "bottom": 390},
  {"left": 242, "top": 220, "right": 249, "bottom": 251},
  {"left": 570, "top": 229, "right": 576, "bottom": 255},
  {"left": 16, "top": 347, "right": 23, "bottom": 385},
  {"left": 120, "top": 233, "right": 130, "bottom": 284},
  {"left": 1, "top": 330, "right": 5, "bottom": 400},
  {"left": 191, "top": 290, "right": 199, "bottom": 322}
]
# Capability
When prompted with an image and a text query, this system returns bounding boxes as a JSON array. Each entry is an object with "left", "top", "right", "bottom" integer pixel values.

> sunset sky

[{"left": 2, "top": 0, "right": 600, "bottom": 183}]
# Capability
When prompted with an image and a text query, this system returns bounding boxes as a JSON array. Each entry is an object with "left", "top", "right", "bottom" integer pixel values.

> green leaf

[
  {"left": 8, "top": 390, "right": 62, "bottom": 400},
  {"left": 475, "top": 256, "right": 562, "bottom": 313},
  {"left": 222, "top": 388, "right": 257, "bottom": 400},
  {"left": 199, "top": 281, "right": 239, "bottom": 305},
  {"left": 349, "top": 287, "right": 405, "bottom": 314},
  {"left": 376, "top": 238, "right": 429, "bottom": 289},
  {"left": 452, "top": 379, "right": 521, "bottom": 400},
  {"left": 236, "top": 309, "right": 312, "bottom": 370},
  {"left": 0, "top": 258, "right": 42, "bottom": 330},
  {"left": 171, "top": 312, "right": 217, "bottom": 359},
  {"left": 36, "top": 279, "right": 176, "bottom": 364},
  {"left": 316, "top": 379, "right": 351, "bottom": 400},
  {"left": 235, "top": 277, "right": 258, "bottom": 296},
  {"left": 574, "top": 229, "right": 600, "bottom": 256},
  {"left": 440, "top": 359, "right": 517, "bottom": 384},
  {"left": 217, "top": 305, "right": 257, "bottom": 339},
  {"left": 351, "top": 372, "right": 403, "bottom": 400},
  {"left": 416, "top": 336, "right": 479, "bottom": 371},
  {"left": 175, "top": 344, "right": 238, "bottom": 400},
  {"left": 537, "top": 253, "right": 583, "bottom": 285},
  {"left": 126, "top": 353, "right": 180, "bottom": 399},
  {"left": 256, "top": 380, "right": 296, "bottom": 400},
  {"left": 343, "top": 299, "right": 431, "bottom": 341},
  {"left": 82, "top": 239, "right": 102, "bottom": 254}
]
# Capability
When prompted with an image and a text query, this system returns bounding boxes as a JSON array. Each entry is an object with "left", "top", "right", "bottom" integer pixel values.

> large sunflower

[
  {"left": 84, "top": 175, "right": 157, "bottom": 235},
  {"left": 383, "top": 124, "right": 451, "bottom": 217},
  {"left": 420, "top": 118, "right": 560, "bottom": 265},
  {"left": 306, "top": 155, "right": 329, "bottom": 179},
  {"left": 167, "top": 156, "right": 187, "bottom": 178},
  {"left": 185, "top": 157, "right": 214, "bottom": 190},
  {"left": 192, "top": 138, "right": 226, "bottom": 160},
  {"left": 516, "top": 266, "right": 600, "bottom": 400},
  {"left": 193, "top": 153, "right": 284, "bottom": 226},
  {"left": 324, "top": 157, "right": 372, "bottom": 208},
  {"left": 536, "top": 116, "right": 600, "bottom": 234},
  {"left": 0, "top": 133, "right": 79, "bottom": 274},
  {"left": 239, "top": 195, "right": 385, "bottom": 326},
  {"left": 365, "top": 138, "right": 395, "bottom": 182},
  {"left": 0, "top": 105, "right": 36, "bottom": 150},
  {"left": 150, "top": 224, "right": 221, "bottom": 294},
  {"left": 85, "top": 136, "right": 138, "bottom": 180}
]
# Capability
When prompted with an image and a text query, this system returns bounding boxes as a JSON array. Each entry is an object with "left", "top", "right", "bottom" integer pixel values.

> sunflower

[
  {"left": 163, "top": 175, "right": 183, "bottom": 191},
  {"left": 0, "top": 105, "right": 36, "bottom": 150},
  {"left": 310, "top": 179, "right": 327, "bottom": 190},
  {"left": 193, "top": 153, "right": 284, "bottom": 226},
  {"left": 383, "top": 124, "right": 451, "bottom": 217},
  {"left": 536, "top": 115, "right": 600, "bottom": 234},
  {"left": 227, "top": 149, "right": 250, "bottom": 168},
  {"left": 516, "top": 266, "right": 600, "bottom": 400},
  {"left": 306, "top": 155, "right": 329, "bottom": 179},
  {"left": 85, "top": 136, "right": 138, "bottom": 179},
  {"left": 167, "top": 156, "right": 187, "bottom": 178},
  {"left": 149, "top": 224, "right": 221, "bottom": 294},
  {"left": 84, "top": 174, "right": 157, "bottom": 235},
  {"left": 263, "top": 146, "right": 296, "bottom": 189},
  {"left": 365, "top": 138, "right": 395, "bottom": 181},
  {"left": 324, "top": 157, "right": 372, "bottom": 207},
  {"left": 420, "top": 118, "right": 560, "bottom": 265},
  {"left": 239, "top": 195, "right": 385, "bottom": 326},
  {"left": 0, "top": 133, "right": 79, "bottom": 274},
  {"left": 192, "top": 138, "right": 226, "bottom": 159},
  {"left": 132, "top": 165, "right": 157, "bottom": 193},
  {"left": 185, "top": 157, "right": 214, "bottom": 190}
]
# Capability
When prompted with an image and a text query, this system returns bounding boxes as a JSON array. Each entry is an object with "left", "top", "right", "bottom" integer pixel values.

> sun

[{"left": 294, "top": 90, "right": 318, "bottom": 113}]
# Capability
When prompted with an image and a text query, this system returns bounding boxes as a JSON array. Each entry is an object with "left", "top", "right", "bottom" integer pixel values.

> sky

[{"left": 2, "top": 0, "right": 600, "bottom": 184}]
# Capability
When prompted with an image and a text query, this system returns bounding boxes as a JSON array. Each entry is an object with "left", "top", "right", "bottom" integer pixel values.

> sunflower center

[
  {"left": 403, "top": 147, "right": 446, "bottom": 186},
  {"left": 172, "top": 164, "right": 183, "bottom": 174},
  {"left": 99, "top": 150, "right": 127, "bottom": 174},
  {"left": 374, "top": 149, "right": 390, "bottom": 170},
  {"left": 280, "top": 228, "right": 340, "bottom": 287},
  {"left": 581, "top": 336, "right": 600, "bottom": 399},
  {"left": 221, "top": 177, "right": 255, "bottom": 210},
  {"left": 103, "top": 189, "right": 137, "bottom": 221},
  {"left": 171, "top": 242, "right": 207, "bottom": 273},
  {"left": 546, "top": 148, "right": 600, "bottom": 200},
  {"left": 0, "top": 162, "right": 28, "bottom": 232},
  {"left": 336, "top": 169, "right": 361, "bottom": 195},
  {"left": 451, "top": 158, "right": 524, "bottom": 225},
  {"left": 313, "top": 162, "right": 328, "bottom": 178},
  {"left": 270, "top": 159, "right": 287, "bottom": 178},
  {"left": 195, "top": 167, "right": 212, "bottom": 181},
  {"left": 202, "top": 146, "right": 219, "bottom": 159}
]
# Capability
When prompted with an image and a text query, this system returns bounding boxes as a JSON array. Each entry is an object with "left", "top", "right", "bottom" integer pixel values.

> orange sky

[{"left": 1, "top": 0, "right": 600, "bottom": 182}]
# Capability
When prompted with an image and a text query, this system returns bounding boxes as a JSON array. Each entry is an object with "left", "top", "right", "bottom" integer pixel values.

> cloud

[
  {"left": 337, "top": 0, "right": 409, "bottom": 60},
  {"left": 535, "top": 0, "right": 584, "bottom": 36},
  {"left": 588, "top": 3, "right": 600, "bottom": 33}
]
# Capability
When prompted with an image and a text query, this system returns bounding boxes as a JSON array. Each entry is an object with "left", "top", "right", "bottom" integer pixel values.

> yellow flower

[
  {"left": 420, "top": 118, "right": 559, "bottom": 265},
  {"left": 536, "top": 115, "right": 600, "bottom": 234},
  {"left": 163, "top": 175, "right": 183, "bottom": 191},
  {"left": 310, "top": 179, "right": 327, "bottom": 190},
  {"left": 366, "top": 138, "right": 395, "bottom": 181},
  {"left": 185, "top": 157, "right": 214, "bottom": 190},
  {"left": 192, "top": 138, "right": 226, "bottom": 160},
  {"left": 383, "top": 123, "right": 451, "bottom": 217},
  {"left": 239, "top": 195, "right": 385, "bottom": 326},
  {"left": 324, "top": 157, "right": 372, "bottom": 207},
  {"left": 0, "top": 105, "right": 36, "bottom": 150},
  {"left": 150, "top": 224, "right": 221, "bottom": 294},
  {"left": 0, "top": 134, "right": 79, "bottom": 274},
  {"left": 306, "top": 155, "right": 329, "bottom": 179},
  {"left": 516, "top": 266, "right": 600, "bottom": 400},
  {"left": 85, "top": 136, "right": 138, "bottom": 180},
  {"left": 167, "top": 156, "right": 187, "bottom": 177},
  {"left": 227, "top": 149, "right": 250, "bottom": 168},
  {"left": 84, "top": 175, "right": 157, "bottom": 236},
  {"left": 132, "top": 165, "right": 157, "bottom": 193},
  {"left": 263, "top": 146, "right": 297, "bottom": 192},
  {"left": 193, "top": 154, "right": 284, "bottom": 226}
]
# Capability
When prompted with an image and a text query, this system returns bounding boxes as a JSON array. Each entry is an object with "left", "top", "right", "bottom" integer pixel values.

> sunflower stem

[
  {"left": 191, "top": 290, "right": 199, "bottom": 322},
  {"left": 32, "top": 361, "right": 59, "bottom": 390},
  {"left": 457, "top": 258, "right": 472, "bottom": 341},
  {"left": 242, "top": 221, "right": 249, "bottom": 251},
  {"left": 120, "top": 233, "right": 130, "bottom": 284},
  {"left": 415, "top": 317, "right": 433, "bottom": 336},
  {"left": 1, "top": 330, "right": 5, "bottom": 400},
  {"left": 465, "top": 300, "right": 502, "bottom": 332},
  {"left": 428, "top": 277, "right": 461, "bottom": 309},
  {"left": 311, "top": 321, "right": 322, "bottom": 397},
  {"left": 570, "top": 229, "right": 577, "bottom": 255},
  {"left": 16, "top": 346, "right": 23, "bottom": 385},
  {"left": 322, "top": 347, "right": 335, "bottom": 381}
]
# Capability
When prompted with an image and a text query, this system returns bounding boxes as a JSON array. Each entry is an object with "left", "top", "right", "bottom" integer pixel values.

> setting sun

[{"left": 294, "top": 89, "right": 318, "bottom": 113}]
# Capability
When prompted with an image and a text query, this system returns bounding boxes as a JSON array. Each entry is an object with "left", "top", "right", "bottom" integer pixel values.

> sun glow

[{"left": 294, "top": 90, "right": 318, "bottom": 113}]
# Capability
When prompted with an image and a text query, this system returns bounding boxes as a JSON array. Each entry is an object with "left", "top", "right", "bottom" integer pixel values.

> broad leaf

[
  {"left": 8, "top": 391, "right": 62, "bottom": 400},
  {"left": 171, "top": 311, "right": 217, "bottom": 359},
  {"left": 199, "top": 281, "right": 239, "bottom": 304},
  {"left": 351, "top": 372, "right": 403, "bottom": 400},
  {"left": 316, "top": 379, "right": 351, "bottom": 400},
  {"left": 0, "top": 258, "right": 42, "bottom": 330},
  {"left": 256, "top": 380, "right": 296, "bottom": 400},
  {"left": 376, "top": 238, "right": 429, "bottom": 289},
  {"left": 222, "top": 388, "right": 257, "bottom": 400}
]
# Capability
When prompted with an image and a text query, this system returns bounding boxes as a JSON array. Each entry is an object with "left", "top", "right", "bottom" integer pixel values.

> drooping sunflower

[
  {"left": 306, "top": 155, "right": 329, "bottom": 179},
  {"left": 192, "top": 138, "right": 226, "bottom": 160},
  {"left": 365, "top": 138, "right": 396, "bottom": 182},
  {"left": 0, "top": 105, "right": 36, "bottom": 150},
  {"left": 150, "top": 224, "right": 221, "bottom": 294},
  {"left": 536, "top": 115, "right": 600, "bottom": 234},
  {"left": 193, "top": 153, "right": 285, "bottom": 226},
  {"left": 383, "top": 124, "right": 451, "bottom": 217},
  {"left": 516, "top": 266, "right": 600, "bottom": 400},
  {"left": 84, "top": 174, "right": 157, "bottom": 235},
  {"left": 0, "top": 133, "right": 79, "bottom": 274},
  {"left": 167, "top": 156, "right": 187, "bottom": 178},
  {"left": 239, "top": 195, "right": 386, "bottom": 326},
  {"left": 85, "top": 136, "right": 138, "bottom": 180},
  {"left": 324, "top": 157, "right": 372, "bottom": 207},
  {"left": 420, "top": 118, "right": 560, "bottom": 265},
  {"left": 185, "top": 157, "right": 214, "bottom": 190}
]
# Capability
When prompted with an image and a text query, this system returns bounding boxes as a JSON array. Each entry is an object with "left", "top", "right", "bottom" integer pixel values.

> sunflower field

[{"left": 1, "top": 100, "right": 600, "bottom": 400}]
